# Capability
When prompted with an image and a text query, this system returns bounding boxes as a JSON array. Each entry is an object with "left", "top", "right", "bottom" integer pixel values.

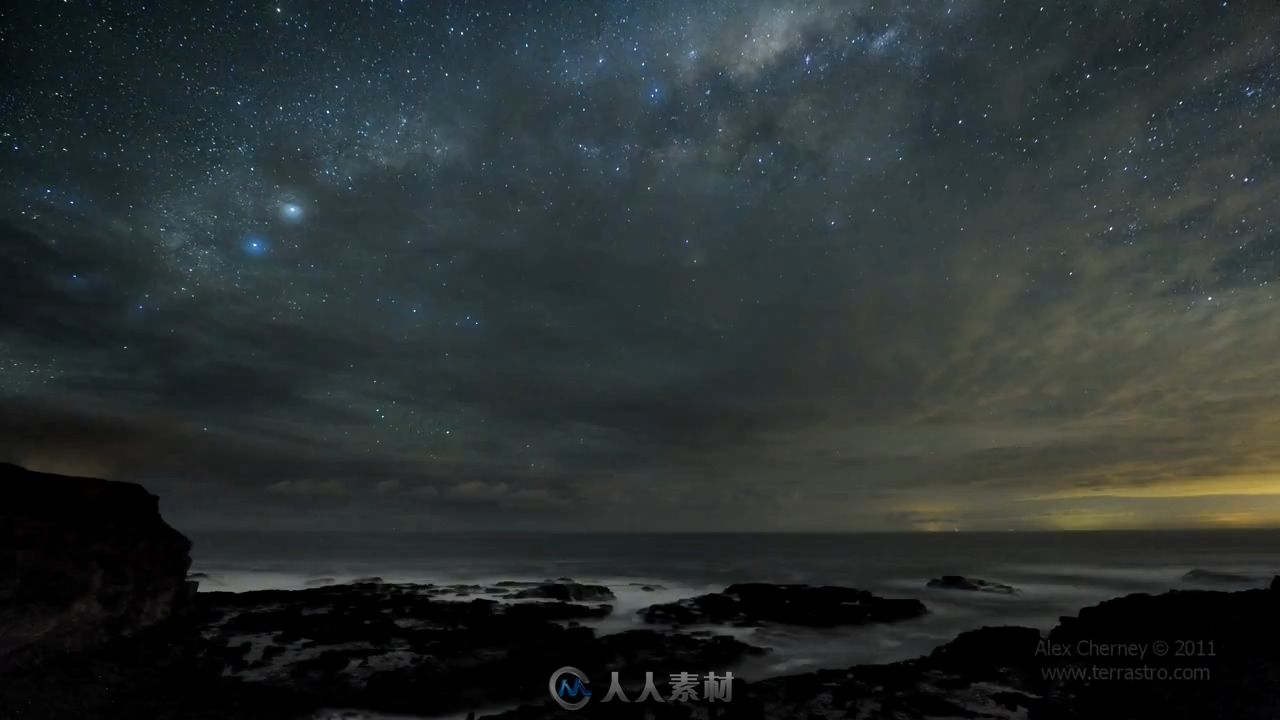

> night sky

[{"left": 2, "top": 1, "right": 1279, "bottom": 531}]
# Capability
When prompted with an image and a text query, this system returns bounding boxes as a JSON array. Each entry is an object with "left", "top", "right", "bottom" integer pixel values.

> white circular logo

[{"left": 549, "top": 666, "right": 592, "bottom": 710}]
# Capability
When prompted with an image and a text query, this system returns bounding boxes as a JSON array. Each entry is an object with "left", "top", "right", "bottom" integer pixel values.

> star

[
  {"left": 242, "top": 235, "right": 270, "bottom": 257},
  {"left": 280, "top": 202, "right": 305, "bottom": 223}
]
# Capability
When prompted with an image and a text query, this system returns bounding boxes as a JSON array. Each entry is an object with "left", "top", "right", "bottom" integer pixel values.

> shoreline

[
  {"left": 4, "top": 464, "right": 1278, "bottom": 719},
  {"left": 10, "top": 575, "right": 1278, "bottom": 719}
]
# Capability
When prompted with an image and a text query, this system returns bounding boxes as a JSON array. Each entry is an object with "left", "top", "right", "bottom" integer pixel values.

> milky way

[{"left": 2, "top": 1, "right": 1279, "bottom": 531}]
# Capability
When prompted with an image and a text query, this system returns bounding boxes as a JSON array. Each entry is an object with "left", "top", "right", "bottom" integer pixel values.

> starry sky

[{"left": 2, "top": 1, "right": 1279, "bottom": 532}]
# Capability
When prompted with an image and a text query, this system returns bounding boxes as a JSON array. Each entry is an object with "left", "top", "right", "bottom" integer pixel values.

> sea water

[{"left": 190, "top": 530, "right": 1280, "bottom": 678}]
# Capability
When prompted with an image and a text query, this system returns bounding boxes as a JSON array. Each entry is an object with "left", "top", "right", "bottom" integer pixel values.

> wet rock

[
  {"left": 191, "top": 582, "right": 756, "bottom": 718},
  {"left": 928, "top": 625, "right": 1042, "bottom": 670},
  {"left": 487, "top": 625, "right": 1046, "bottom": 720},
  {"left": 639, "top": 583, "right": 927, "bottom": 627},
  {"left": 1182, "top": 568, "right": 1256, "bottom": 584},
  {"left": 508, "top": 582, "right": 615, "bottom": 602},
  {"left": 927, "top": 575, "right": 1018, "bottom": 594},
  {"left": 629, "top": 582, "right": 665, "bottom": 591},
  {"left": 10, "top": 573, "right": 1280, "bottom": 719},
  {"left": 505, "top": 601, "right": 613, "bottom": 622},
  {"left": 492, "top": 583, "right": 1280, "bottom": 720}
]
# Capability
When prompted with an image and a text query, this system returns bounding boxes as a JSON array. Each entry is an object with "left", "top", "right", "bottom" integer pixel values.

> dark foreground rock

[
  {"left": 639, "top": 583, "right": 928, "bottom": 627},
  {"left": 927, "top": 575, "right": 1019, "bottom": 594},
  {"left": 1043, "top": 581, "right": 1280, "bottom": 719},
  {"left": 186, "top": 581, "right": 759, "bottom": 718},
  {"left": 502, "top": 580, "right": 616, "bottom": 602},
  {"left": 489, "top": 578, "right": 1280, "bottom": 720},
  {"left": 0, "top": 463, "right": 193, "bottom": 670},
  {"left": 7, "top": 563, "right": 1280, "bottom": 720},
  {"left": 2, "top": 579, "right": 762, "bottom": 719},
  {"left": 491, "top": 627, "right": 1046, "bottom": 720}
]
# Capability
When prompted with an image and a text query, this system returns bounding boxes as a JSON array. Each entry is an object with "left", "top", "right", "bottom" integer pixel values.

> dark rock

[
  {"left": 1182, "top": 568, "right": 1256, "bottom": 584},
  {"left": 0, "top": 463, "right": 192, "bottom": 669},
  {"left": 926, "top": 575, "right": 1018, "bottom": 594},
  {"left": 730, "top": 651, "right": 1046, "bottom": 720},
  {"left": 639, "top": 583, "right": 927, "bottom": 627},
  {"left": 1043, "top": 586, "right": 1280, "bottom": 719},
  {"left": 0, "top": 616, "right": 299, "bottom": 720},
  {"left": 928, "top": 625, "right": 1042, "bottom": 670},
  {"left": 488, "top": 626, "right": 1046, "bottom": 720},
  {"left": 505, "top": 601, "right": 613, "bottom": 622},
  {"left": 10, "top": 567, "right": 1280, "bottom": 720},
  {"left": 441, "top": 583, "right": 486, "bottom": 596},
  {"left": 494, "top": 584, "right": 1280, "bottom": 720},
  {"left": 190, "top": 582, "right": 756, "bottom": 718},
  {"left": 629, "top": 582, "right": 665, "bottom": 591},
  {"left": 1272, "top": 575, "right": 1279, "bottom": 591},
  {"left": 347, "top": 576, "right": 385, "bottom": 585},
  {"left": 509, "top": 581, "right": 615, "bottom": 602}
]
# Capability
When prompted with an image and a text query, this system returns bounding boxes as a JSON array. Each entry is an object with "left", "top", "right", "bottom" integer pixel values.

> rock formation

[
  {"left": 0, "top": 463, "right": 193, "bottom": 669},
  {"left": 927, "top": 574, "right": 1019, "bottom": 594},
  {"left": 639, "top": 582, "right": 928, "bottom": 627},
  {"left": 1181, "top": 568, "right": 1256, "bottom": 584}
]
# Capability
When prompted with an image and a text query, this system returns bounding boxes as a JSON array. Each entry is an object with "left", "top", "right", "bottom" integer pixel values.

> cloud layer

[{"left": 1, "top": 1, "right": 1278, "bottom": 530}]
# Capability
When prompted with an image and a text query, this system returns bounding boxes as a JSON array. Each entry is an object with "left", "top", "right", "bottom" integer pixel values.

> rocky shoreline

[
  {"left": 7, "top": 576, "right": 1279, "bottom": 719},
  {"left": 3, "top": 463, "right": 1279, "bottom": 719}
]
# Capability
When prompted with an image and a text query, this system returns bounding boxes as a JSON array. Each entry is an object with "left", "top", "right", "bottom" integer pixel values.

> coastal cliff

[{"left": 0, "top": 463, "right": 193, "bottom": 668}]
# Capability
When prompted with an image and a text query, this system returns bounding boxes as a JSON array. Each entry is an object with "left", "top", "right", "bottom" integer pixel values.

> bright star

[
  {"left": 242, "top": 235, "right": 270, "bottom": 256},
  {"left": 280, "top": 202, "right": 304, "bottom": 222}
]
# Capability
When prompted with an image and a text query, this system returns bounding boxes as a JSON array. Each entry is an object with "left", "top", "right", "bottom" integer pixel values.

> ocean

[{"left": 189, "top": 530, "right": 1280, "bottom": 680}]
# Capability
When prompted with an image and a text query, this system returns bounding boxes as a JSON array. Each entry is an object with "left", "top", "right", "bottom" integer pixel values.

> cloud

[
  {"left": 445, "top": 480, "right": 511, "bottom": 502},
  {"left": 266, "top": 479, "right": 348, "bottom": 498},
  {"left": 1, "top": 0, "right": 1276, "bottom": 530}
]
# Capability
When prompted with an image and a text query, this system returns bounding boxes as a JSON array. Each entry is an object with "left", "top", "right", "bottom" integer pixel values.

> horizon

[{"left": 184, "top": 526, "right": 1280, "bottom": 535}]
